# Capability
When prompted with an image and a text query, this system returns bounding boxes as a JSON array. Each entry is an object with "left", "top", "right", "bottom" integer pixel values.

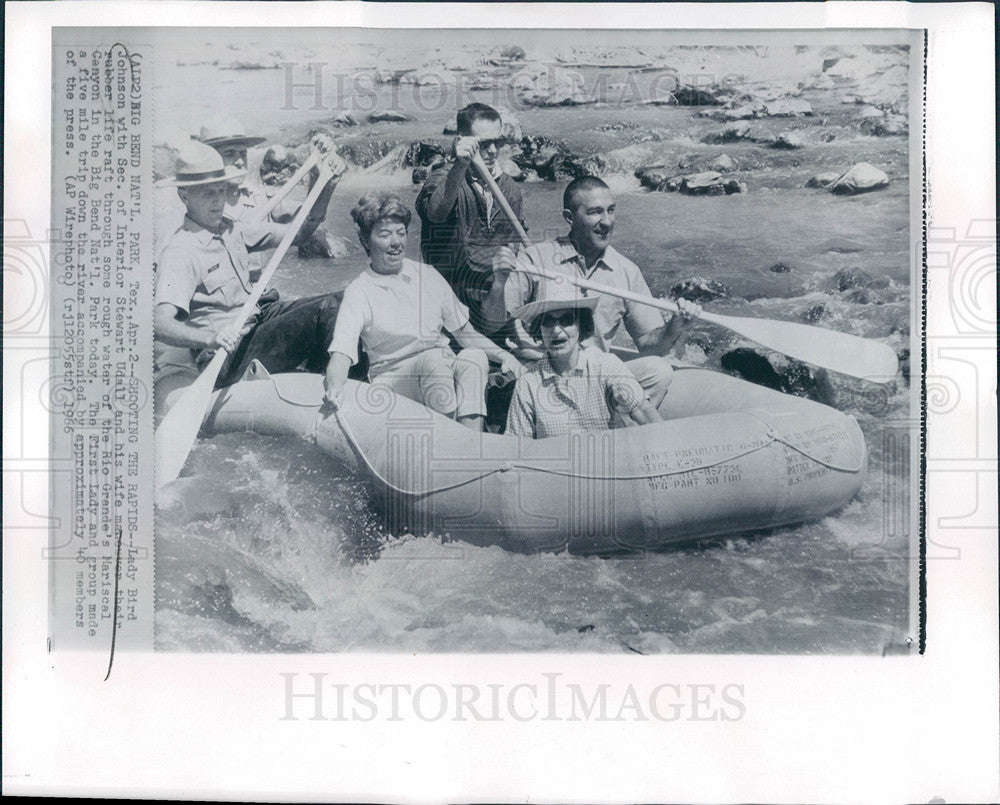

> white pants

[{"left": 371, "top": 347, "right": 489, "bottom": 419}]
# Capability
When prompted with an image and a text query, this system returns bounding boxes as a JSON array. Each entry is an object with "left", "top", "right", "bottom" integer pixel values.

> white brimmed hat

[
  {"left": 197, "top": 115, "right": 266, "bottom": 150},
  {"left": 157, "top": 140, "right": 247, "bottom": 188},
  {"left": 514, "top": 276, "right": 599, "bottom": 325}
]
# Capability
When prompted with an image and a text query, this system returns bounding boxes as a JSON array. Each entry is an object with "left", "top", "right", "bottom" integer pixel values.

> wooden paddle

[
  {"left": 253, "top": 150, "right": 321, "bottom": 222},
  {"left": 155, "top": 163, "right": 334, "bottom": 491},
  {"left": 470, "top": 157, "right": 898, "bottom": 382}
]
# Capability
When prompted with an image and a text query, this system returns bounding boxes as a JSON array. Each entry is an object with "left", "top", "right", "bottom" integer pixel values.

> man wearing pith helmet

[{"left": 154, "top": 139, "right": 348, "bottom": 389}]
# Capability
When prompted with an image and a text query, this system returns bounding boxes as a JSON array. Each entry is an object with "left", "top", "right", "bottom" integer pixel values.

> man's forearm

[
  {"left": 154, "top": 308, "right": 213, "bottom": 350},
  {"left": 636, "top": 321, "right": 683, "bottom": 357},
  {"left": 294, "top": 178, "right": 338, "bottom": 244}
]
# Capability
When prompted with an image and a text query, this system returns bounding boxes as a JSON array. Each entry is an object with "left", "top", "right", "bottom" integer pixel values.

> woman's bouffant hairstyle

[
  {"left": 529, "top": 307, "right": 596, "bottom": 342},
  {"left": 350, "top": 191, "right": 412, "bottom": 252}
]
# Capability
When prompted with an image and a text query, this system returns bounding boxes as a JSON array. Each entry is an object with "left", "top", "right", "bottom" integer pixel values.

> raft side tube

[{"left": 196, "top": 373, "right": 866, "bottom": 554}]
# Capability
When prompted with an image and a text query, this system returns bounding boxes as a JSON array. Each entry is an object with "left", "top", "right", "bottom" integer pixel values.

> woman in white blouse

[{"left": 324, "top": 191, "right": 522, "bottom": 431}]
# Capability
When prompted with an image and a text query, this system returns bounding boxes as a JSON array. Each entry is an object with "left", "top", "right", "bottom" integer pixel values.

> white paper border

[{"left": 4, "top": 3, "right": 997, "bottom": 802}]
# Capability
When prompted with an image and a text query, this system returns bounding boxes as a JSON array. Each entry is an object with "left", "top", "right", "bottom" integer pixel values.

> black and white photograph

[
  {"left": 146, "top": 28, "right": 919, "bottom": 654},
  {"left": 3, "top": 3, "right": 997, "bottom": 802}
]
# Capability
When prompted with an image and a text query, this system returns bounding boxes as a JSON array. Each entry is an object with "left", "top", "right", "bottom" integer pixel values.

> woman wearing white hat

[{"left": 505, "top": 281, "right": 664, "bottom": 438}]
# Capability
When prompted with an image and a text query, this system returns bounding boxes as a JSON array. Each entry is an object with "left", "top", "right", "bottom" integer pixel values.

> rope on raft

[{"left": 329, "top": 402, "right": 865, "bottom": 500}]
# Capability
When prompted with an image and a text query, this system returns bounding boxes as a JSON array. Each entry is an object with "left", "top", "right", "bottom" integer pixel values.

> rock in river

[
  {"left": 763, "top": 97, "right": 813, "bottom": 117},
  {"left": 260, "top": 144, "right": 301, "bottom": 185},
  {"left": 771, "top": 131, "right": 804, "bottom": 149},
  {"left": 829, "top": 162, "right": 890, "bottom": 195},
  {"left": 513, "top": 64, "right": 595, "bottom": 107},
  {"left": 834, "top": 267, "right": 890, "bottom": 292},
  {"left": 673, "top": 82, "right": 739, "bottom": 106},
  {"left": 680, "top": 172, "right": 746, "bottom": 196},
  {"left": 367, "top": 111, "right": 412, "bottom": 123},
  {"left": 806, "top": 171, "right": 841, "bottom": 188},
  {"left": 670, "top": 277, "right": 731, "bottom": 303},
  {"left": 702, "top": 122, "right": 752, "bottom": 144},
  {"left": 707, "top": 153, "right": 738, "bottom": 172},
  {"left": 635, "top": 164, "right": 672, "bottom": 190}
]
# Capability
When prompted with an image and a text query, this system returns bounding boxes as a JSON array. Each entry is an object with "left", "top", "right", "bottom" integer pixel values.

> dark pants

[{"left": 216, "top": 292, "right": 359, "bottom": 389}]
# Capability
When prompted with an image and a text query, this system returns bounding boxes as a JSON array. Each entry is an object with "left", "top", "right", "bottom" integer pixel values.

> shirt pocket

[{"left": 201, "top": 266, "right": 243, "bottom": 309}]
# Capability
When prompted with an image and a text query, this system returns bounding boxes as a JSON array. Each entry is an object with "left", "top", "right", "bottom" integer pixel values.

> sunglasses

[
  {"left": 478, "top": 137, "right": 508, "bottom": 150},
  {"left": 539, "top": 311, "right": 579, "bottom": 328}
]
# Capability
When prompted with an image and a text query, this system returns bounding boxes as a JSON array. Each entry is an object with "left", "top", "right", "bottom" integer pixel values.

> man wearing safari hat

[
  {"left": 154, "top": 139, "right": 348, "bottom": 389},
  {"left": 488, "top": 175, "right": 701, "bottom": 410},
  {"left": 505, "top": 281, "right": 664, "bottom": 438},
  {"left": 196, "top": 115, "right": 269, "bottom": 223}
]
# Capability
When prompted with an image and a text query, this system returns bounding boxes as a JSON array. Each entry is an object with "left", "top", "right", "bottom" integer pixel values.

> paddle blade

[
  {"left": 154, "top": 352, "right": 225, "bottom": 490},
  {"left": 704, "top": 311, "right": 899, "bottom": 382}
]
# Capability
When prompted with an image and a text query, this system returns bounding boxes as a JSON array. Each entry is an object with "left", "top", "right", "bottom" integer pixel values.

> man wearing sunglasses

[{"left": 416, "top": 102, "right": 526, "bottom": 336}]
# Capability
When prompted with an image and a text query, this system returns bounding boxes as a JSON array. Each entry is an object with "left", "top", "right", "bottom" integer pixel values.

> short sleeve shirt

[
  {"left": 155, "top": 215, "right": 283, "bottom": 334},
  {"left": 328, "top": 258, "right": 470, "bottom": 374},
  {"left": 505, "top": 346, "right": 648, "bottom": 439},
  {"left": 504, "top": 237, "right": 666, "bottom": 350}
]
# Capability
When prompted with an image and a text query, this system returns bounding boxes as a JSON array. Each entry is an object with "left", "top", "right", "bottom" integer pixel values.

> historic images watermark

[
  {"left": 279, "top": 672, "right": 747, "bottom": 723},
  {"left": 278, "top": 61, "right": 751, "bottom": 115}
]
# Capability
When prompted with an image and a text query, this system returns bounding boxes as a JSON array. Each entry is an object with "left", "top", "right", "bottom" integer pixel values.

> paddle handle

[
  {"left": 254, "top": 150, "right": 322, "bottom": 223},
  {"left": 473, "top": 156, "right": 683, "bottom": 318},
  {"left": 514, "top": 266, "right": 683, "bottom": 317},
  {"left": 471, "top": 156, "right": 530, "bottom": 248}
]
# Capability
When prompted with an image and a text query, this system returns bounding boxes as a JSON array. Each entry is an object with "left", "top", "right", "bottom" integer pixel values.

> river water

[{"left": 152, "top": 39, "right": 916, "bottom": 653}]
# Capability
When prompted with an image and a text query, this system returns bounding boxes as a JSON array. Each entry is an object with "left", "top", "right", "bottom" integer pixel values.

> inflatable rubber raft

[{"left": 160, "top": 365, "right": 867, "bottom": 554}]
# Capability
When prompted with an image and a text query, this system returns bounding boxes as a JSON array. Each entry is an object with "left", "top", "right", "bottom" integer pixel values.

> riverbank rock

[
  {"left": 367, "top": 111, "right": 412, "bottom": 123},
  {"left": 806, "top": 171, "right": 841, "bottom": 188},
  {"left": 337, "top": 139, "right": 403, "bottom": 168},
  {"left": 486, "top": 45, "right": 527, "bottom": 65},
  {"left": 512, "top": 64, "right": 594, "bottom": 107},
  {"left": 702, "top": 122, "right": 752, "bottom": 144},
  {"left": 670, "top": 277, "right": 731, "bottom": 303},
  {"left": 829, "top": 162, "right": 890, "bottom": 195},
  {"left": 673, "top": 82, "right": 739, "bottom": 106},
  {"left": 327, "top": 112, "right": 357, "bottom": 128},
  {"left": 771, "top": 131, "right": 804, "bottom": 149},
  {"left": 764, "top": 97, "right": 813, "bottom": 117}
]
